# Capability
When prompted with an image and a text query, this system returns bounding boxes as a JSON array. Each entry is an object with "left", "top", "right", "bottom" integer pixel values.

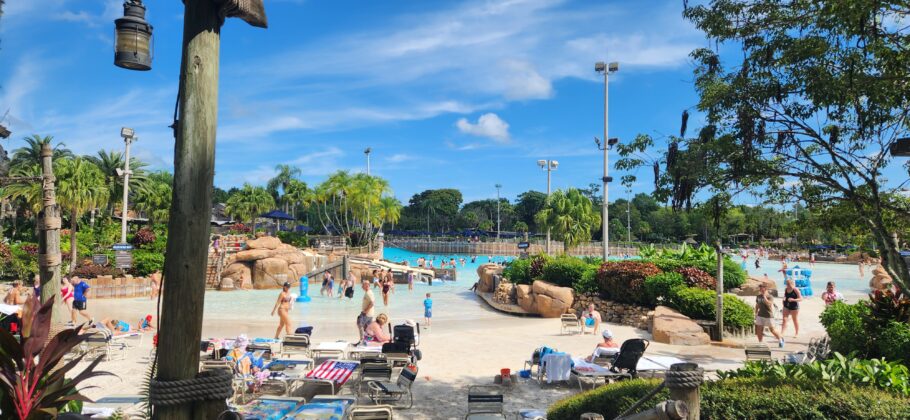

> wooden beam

[{"left": 154, "top": 0, "right": 222, "bottom": 418}]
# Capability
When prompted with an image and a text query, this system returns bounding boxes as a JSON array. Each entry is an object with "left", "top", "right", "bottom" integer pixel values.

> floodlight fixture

[
  {"left": 537, "top": 159, "right": 547, "bottom": 168},
  {"left": 120, "top": 127, "right": 135, "bottom": 138},
  {"left": 550, "top": 160, "right": 559, "bottom": 169},
  {"left": 608, "top": 137, "right": 619, "bottom": 146}
]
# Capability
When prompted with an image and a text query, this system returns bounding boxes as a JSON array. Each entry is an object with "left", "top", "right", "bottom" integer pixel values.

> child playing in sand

[{"left": 423, "top": 293, "right": 433, "bottom": 327}]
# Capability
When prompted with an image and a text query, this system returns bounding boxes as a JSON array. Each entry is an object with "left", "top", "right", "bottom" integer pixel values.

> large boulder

[
  {"left": 252, "top": 258, "right": 290, "bottom": 289},
  {"left": 233, "top": 249, "right": 274, "bottom": 262},
  {"left": 516, "top": 284, "right": 536, "bottom": 313},
  {"left": 532, "top": 281, "right": 575, "bottom": 307},
  {"left": 289, "top": 263, "right": 309, "bottom": 282},
  {"left": 535, "top": 294, "right": 572, "bottom": 317},
  {"left": 650, "top": 306, "right": 710, "bottom": 346},
  {"left": 246, "top": 236, "right": 282, "bottom": 250},
  {"left": 870, "top": 267, "right": 892, "bottom": 290},
  {"left": 477, "top": 263, "right": 502, "bottom": 293},
  {"left": 222, "top": 262, "right": 251, "bottom": 286},
  {"left": 737, "top": 276, "right": 779, "bottom": 297},
  {"left": 274, "top": 250, "right": 305, "bottom": 265}
]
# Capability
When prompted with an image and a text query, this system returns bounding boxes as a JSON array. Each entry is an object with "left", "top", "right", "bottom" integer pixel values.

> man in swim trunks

[{"left": 580, "top": 303, "right": 602, "bottom": 335}]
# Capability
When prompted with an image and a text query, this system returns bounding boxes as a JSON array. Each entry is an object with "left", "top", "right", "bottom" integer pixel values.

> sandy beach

[{"left": 73, "top": 284, "right": 838, "bottom": 419}]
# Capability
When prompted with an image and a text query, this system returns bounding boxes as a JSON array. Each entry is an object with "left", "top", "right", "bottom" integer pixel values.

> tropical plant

[
  {"left": 224, "top": 183, "right": 275, "bottom": 231},
  {"left": 674, "top": 266, "right": 716, "bottom": 290},
  {"left": 56, "top": 157, "right": 109, "bottom": 270},
  {"left": 377, "top": 195, "right": 402, "bottom": 231},
  {"left": 0, "top": 295, "right": 112, "bottom": 419},
  {"left": 512, "top": 220, "right": 528, "bottom": 233},
  {"left": 535, "top": 188, "right": 601, "bottom": 253},
  {"left": 596, "top": 261, "right": 662, "bottom": 305},
  {"left": 643, "top": 272, "right": 685, "bottom": 305},
  {"left": 502, "top": 258, "right": 532, "bottom": 284},
  {"left": 266, "top": 164, "right": 301, "bottom": 212},
  {"left": 716, "top": 353, "right": 910, "bottom": 396},
  {"left": 132, "top": 171, "right": 172, "bottom": 225},
  {"left": 666, "top": 286, "right": 754, "bottom": 329},
  {"left": 9, "top": 135, "right": 72, "bottom": 170},
  {"left": 1, "top": 164, "right": 43, "bottom": 214},
  {"left": 86, "top": 149, "right": 148, "bottom": 214},
  {"left": 540, "top": 256, "right": 590, "bottom": 288}
]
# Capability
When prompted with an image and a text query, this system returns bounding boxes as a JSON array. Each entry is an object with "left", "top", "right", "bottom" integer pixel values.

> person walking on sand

[
  {"left": 423, "top": 293, "right": 433, "bottom": 327},
  {"left": 755, "top": 283, "right": 785, "bottom": 348},
  {"left": 271, "top": 282, "right": 293, "bottom": 339},
  {"left": 60, "top": 277, "right": 74, "bottom": 314},
  {"left": 71, "top": 277, "right": 92, "bottom": 324},
  {"left": 781, "top": 279, "right": 803, "bottom": 337},
  {"left": 858, "top": 259, "right": 865, "bottom": 278},
  {"left": 356, "top": 280, "right": 375, "bottom": 343}
]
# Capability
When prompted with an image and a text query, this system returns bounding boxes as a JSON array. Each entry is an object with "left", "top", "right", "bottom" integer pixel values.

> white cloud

[
  {"left": 386, "top": 154, "right": 416, "bottom": 163},
  {"left": 456, "top": 113, "right": 510, "bottom": 142},
  {"left": 499, "top": 60, "right": 553, "bottom": 100}
]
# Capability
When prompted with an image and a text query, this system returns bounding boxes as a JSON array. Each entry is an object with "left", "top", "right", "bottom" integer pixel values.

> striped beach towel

[{"left": 305, "top": 360, "right": 359, "bottom": 386}]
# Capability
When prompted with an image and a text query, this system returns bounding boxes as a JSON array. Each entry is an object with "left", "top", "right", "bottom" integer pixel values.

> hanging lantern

[{"left": 114, "top": 0, "right": 154, "bottom": 71}]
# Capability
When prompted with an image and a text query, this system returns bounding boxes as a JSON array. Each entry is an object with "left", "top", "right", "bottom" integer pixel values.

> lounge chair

[
  {"left": 560, "top": 314, "right": 581, "bottom": 335},
  {"left": 281, "top": 333, "right": 311, "bottom": 358},
  {"left": 806, "top": 336, "right": 831, "bottom": 361},
  {"left": 465, "top": 385, "right": 505, "bottom": 419},
  {"left": 381, "top": 342, "right": 412, "bottom": 367},
  {"left": 351, "top": 405, "right": 394, "bottom": 419},
  {"left": 745, "top": 344, "right": 773, "bottom": 362},
  {"left": 367, "top": 365, "right": 418, "bottom": 409},
  {"left": 357, "top": 360, "right": 393, "bottom": 396},
  {"left": 81, "top": 329, "right": 128, "bottom": 361},
  {"left": 523, "top": 346, "right": 554, "bottom": 378},
  {"left": 609, "top": 338, "right": 649, "bottom": 378}
]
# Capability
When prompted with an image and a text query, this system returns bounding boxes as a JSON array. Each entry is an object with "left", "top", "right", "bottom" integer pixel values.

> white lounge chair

[{"left": 560, "top": 314, "right": 581, "bottom": 335}]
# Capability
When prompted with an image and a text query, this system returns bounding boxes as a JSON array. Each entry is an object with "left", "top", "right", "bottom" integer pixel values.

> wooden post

[
  {"left": 37, "top": 143, "right": 66, "bottom": 324},
  {"left": 154, "top": 0, "right": 222, "bottom": 418},
  {"left": 666, "top": 363, "right": 702, "bottom": 420}
]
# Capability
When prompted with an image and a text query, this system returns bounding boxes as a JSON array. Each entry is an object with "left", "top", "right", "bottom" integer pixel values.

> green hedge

[
  {"left": 668, "top": 286, "right": 754, "bottom": 328},
  {"left": 878, "top": 321, "right": 910, "bottom": 364},
  {"left": 131, "top": 250, "right": 165, "bottom": 276},
  {"left": 502, "top": 257, "right": 532, "bottom": 284},
  {"left": 541, "top": 256, "right": 591, "bottom": 288},
  {"left": 643, "top": 272, "right": 685, "bottom": 305},
  {"left": 647, "top": 257, "right": 746, "bottom": 290},
  {"left": 547, "top": 377, "right": 910, "bottom": 420},
  {"left": 574, "top": 264, "right": 600, "bottom": 294}
]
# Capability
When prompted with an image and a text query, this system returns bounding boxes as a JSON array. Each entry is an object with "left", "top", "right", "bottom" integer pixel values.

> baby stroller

[{"left": 384, "top": 321, "right": 422, "bottom": 363}]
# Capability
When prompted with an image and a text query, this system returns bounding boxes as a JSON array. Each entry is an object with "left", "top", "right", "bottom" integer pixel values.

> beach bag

[
  {"left": 345, "top": 287, "right": 354, "bottom": 298},
  {"left": 295, "top": 326, "right": 314, "bottom": 335}
]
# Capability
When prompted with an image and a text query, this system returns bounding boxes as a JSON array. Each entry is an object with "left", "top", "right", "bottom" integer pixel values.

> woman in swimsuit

[
  {"left": 381, "top": 275, "right": 392, "bottom": 306},
  {"left": 271, "top": 282, "right": 293, "bottom": 339},
  {"left": 60, "top": 277, "right": 74, "bottom": 312},
  {"left": 363, "top": 313, "right": 391, "bottom": 346},
  {"left": 780, "top": 279, "right": 803, "bottom": 337}
]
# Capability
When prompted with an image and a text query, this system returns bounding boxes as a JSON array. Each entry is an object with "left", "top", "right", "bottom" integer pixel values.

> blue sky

[{"left": 5, "top": 0, "right": 899, "bottom": 206}]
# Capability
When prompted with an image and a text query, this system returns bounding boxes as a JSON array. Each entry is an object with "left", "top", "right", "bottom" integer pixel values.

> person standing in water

[{"left": 271, "top": 282, "right": 293, "bottom": 339}]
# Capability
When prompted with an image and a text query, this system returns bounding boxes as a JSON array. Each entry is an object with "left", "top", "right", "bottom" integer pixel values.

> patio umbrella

[{"left": 260, "top": 209, "right": 295, "bottom": 232}]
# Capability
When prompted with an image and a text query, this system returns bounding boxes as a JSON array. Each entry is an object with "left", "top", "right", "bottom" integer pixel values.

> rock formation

[
  {"left": 736, "top": 276, "right": 779, "bottom": 297},
  {"left": 870, "top": 265, "right": 893, "bottom": 291},
  {"left": 477, "top": 263, "right": 503, "bottom": 292},
  {"left": 221, "top": 236, "right": 329, "bottom": 289},
  {"left": 650, "top": 305, "right": 710, "bottom": 346}
]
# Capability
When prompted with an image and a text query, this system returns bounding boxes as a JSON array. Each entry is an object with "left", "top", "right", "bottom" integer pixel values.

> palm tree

[
  {"left": 267, "top": 164, "right": 302, "bottom": 212},
  {"left": 378, "top": 196, "right": 402, "bottom": 231},
  {"left": 86, "top": 149, "right": 148, "bottom": 215},
  {"left": 535, "top": 188, "right": 601, "bottom": 254},
  {"left": 283, "top": 179, "right": 308, "bottom": 226},
  {"left": 1, "top": 164, "right": 43, "bottom": 214},
  {"left": 56, "top": 157, "right": 109, "bottom": 270},
  {"left": 225, "top": 183, "right": 275, "bottom": 232},
  {"left": 11, "top": 135, "right": 72, "bottom": 170},
  {"left": 133, "top": 171, "right": 172, "bottom": 225}
]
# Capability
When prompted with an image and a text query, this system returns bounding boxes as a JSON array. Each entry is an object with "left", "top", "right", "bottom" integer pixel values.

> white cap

[{"left": 602, "top": 330, "right": 613, "bottom": 339}]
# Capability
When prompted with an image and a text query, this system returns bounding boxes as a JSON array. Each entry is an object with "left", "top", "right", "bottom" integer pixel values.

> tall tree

[
  {"left": 267, "top": 164, "right": 301, "bottom": 212},
  {"left": 514, "top": 190, "right": 548, "bottom": 233},
  {"left": 87, "top": 149, "right": 148, "bottom": 214},
  {"left": 675, "top": 0, "right": 910, "bottom": 294},
  {"left": 535, "top": 188, "right": 601, "bottom": 253},
  {"left": 134, "top": 171, "right": 173, "bottom": 225},
  {"left": 11, "top": 135, "right": 72, "bottom": 170},
  {"left": 225, "top": 184, "right": 275, "bottom": 232},
  {"left": 56, "top": 157, "right": 108, "bottom": 270}
]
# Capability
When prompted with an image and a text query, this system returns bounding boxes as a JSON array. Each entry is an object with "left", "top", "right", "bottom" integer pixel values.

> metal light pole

[
  {"left": 627, "top": 187, "right": 632, "bottom": 244},
  {"left": 495, "top": 183, "right": 502, "bottom": 241},
  {"left": 365, "top": 147, "right": 372, "bottom": 252},
  {"left": 595, "top": 61, "right": 618, "bottom": 260},
  {"left": 364, "top": 147, "right": 371, "bottom": 175},
  {"left": 537, "top": 159, "right": 558, "bottom": 255},
  {"left": 119, "top": 127, "right": 135, "bottom": 244}
]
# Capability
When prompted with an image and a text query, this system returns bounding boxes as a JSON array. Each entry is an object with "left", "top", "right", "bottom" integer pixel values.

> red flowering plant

[{"left": 0, "top": 295, "right": 113, "bottom": 419}]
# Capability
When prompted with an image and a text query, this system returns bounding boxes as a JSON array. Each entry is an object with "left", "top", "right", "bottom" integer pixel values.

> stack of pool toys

[{"left": 785, "top": 266, "right": 813, "bottom": 296}]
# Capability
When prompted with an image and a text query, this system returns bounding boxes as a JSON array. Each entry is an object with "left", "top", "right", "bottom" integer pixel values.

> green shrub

[
  {"left": 649, "top": 258, "right": 685, "bottom": 272},
  {"left": 548, "top": 376, "right": 910, "bottom": 420},
  {"left": 648, "top": 256, "right": 744, "bottom": 290},
  {"left": 131, "top": 250, "right": 165, "bottom": 276},
  {"left": 9, "top": 243, "right": 38, "bottom": 280},
  {"left": 529, "top": 254, "right": 550, "bottom": 279},
  {"left": 668, "top": 286, "right": 753, "bottom": 328},
  {"left": 597, "top": 261, "right": 662, "bottom": 305},
  {"left": 574, "top": 264, "right": 600, "bottom": 294},
  {"left": 877, "top": 321, "right": 910, "bottom": 364},
  {"left": 717, "top": 353, "right": 910, "bottom": 396},
  {"left": 541, "top": 256, "right": 589, "bottom": 288},
  {"left": 503, "top": 257, "right": 532, "bottom": 284},
  {"left": 643, "top": 272, "right": 685, "bottom": 305},
  {"left": 276, "top": 231, "right": 308, "bottom": 248},
  {"left": 820, "top": 301, "right": 870, "bottom": 356}
]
